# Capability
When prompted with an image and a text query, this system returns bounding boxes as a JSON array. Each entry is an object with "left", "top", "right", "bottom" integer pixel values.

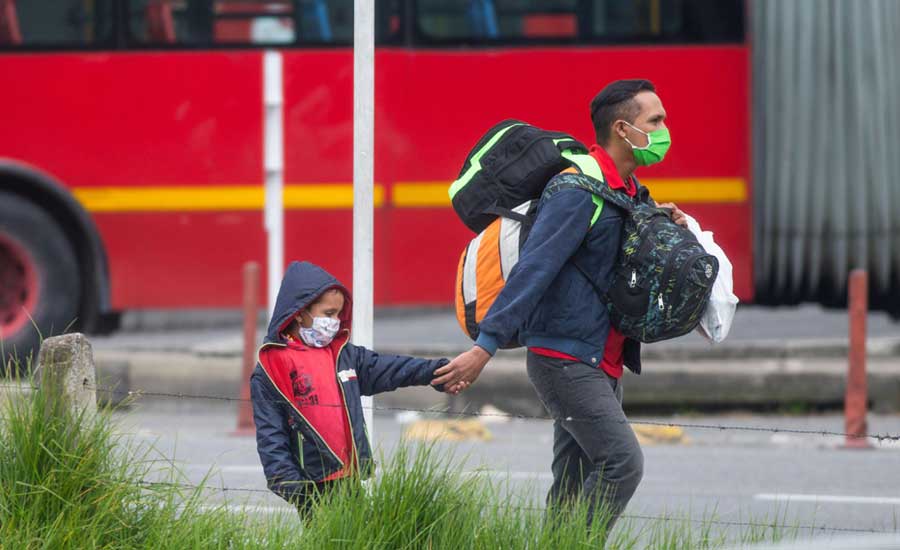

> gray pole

[{"left": 353, "top": 0, "right": 375, "bottom": 433}]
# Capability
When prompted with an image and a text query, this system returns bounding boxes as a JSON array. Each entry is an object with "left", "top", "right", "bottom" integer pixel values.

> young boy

[{"left": 250, "top": 261, "right": 449, "bottom": 515}]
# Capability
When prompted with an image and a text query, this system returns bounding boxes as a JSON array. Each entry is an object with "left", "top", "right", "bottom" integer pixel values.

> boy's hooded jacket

[{"left": 250, "top": 261, "right": 447, "bottom": 503}]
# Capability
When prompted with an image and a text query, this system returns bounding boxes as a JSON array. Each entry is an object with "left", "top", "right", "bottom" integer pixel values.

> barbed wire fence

[
  {"left": 3, "top": 380, "right": 899, "bottom": 535},
  {"left": 5, "top": 381, "right": 900, "bottom": 442}
]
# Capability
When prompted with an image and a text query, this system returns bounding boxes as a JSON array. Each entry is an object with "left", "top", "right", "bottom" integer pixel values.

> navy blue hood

[{"left": 265, "top": 261, "right": 351, "bottom": 344}]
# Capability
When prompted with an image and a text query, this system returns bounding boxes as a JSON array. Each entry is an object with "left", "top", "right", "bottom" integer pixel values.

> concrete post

[{"left": 35, "top": 333, "right": 97, "bottom": 417}]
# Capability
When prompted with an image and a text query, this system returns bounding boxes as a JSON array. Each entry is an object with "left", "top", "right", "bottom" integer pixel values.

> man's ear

[{"left": 613, "top": 120, "right": 627, "bottom": 140}]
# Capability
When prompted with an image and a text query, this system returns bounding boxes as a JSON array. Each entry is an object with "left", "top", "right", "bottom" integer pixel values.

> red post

[
  {"left": 844, "top": 269, "right": 871, "bottom": 449},
  {"left": 232, "top": 261, "right": 260, "bottom": 436}
]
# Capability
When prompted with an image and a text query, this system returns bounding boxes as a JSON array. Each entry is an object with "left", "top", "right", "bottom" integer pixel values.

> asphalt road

[{"left": 117, "top": 398, "right": 900, "bottom": 542}]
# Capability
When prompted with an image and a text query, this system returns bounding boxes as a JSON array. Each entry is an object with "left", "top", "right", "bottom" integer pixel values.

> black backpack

[
  {"left": 551, "top": 172, "right": 720, "bottom": 343},
  {"left": 450, "top": 120, "right": 718, "bottom": 343},
  {"left": 449, "top": 119, "right": 587, "bottom": 233}
]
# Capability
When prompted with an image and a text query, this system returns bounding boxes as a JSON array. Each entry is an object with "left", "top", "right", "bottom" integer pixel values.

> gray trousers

[{"left": 526, "top": 351, "right": 643, "bottom": 531}]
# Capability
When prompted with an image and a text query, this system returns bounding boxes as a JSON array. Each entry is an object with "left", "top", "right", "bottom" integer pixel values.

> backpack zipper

[{"left": 655, "top": 240, "right": 697, "bottom": 310}]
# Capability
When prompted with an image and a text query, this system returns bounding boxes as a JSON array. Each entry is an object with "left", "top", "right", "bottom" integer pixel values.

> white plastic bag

[{"left": 683, "top": 214, "right": 739, "bottom": 343}]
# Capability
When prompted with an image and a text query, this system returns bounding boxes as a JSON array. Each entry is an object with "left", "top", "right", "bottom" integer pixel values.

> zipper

[
  {"left": 297, "top": 432, "right": 305, "bottom": 469},
  {"left": 657, "top": 240, "right": 696, "bottom": 299},
  {"left": 626, "top": 216, "right": 674, "bottom": 292},
  {"left": 332, "top": 329, "right": 361, "bottom": 475},
  {"left": 257, "top": 341, "right": 344, "bottom": 467}
]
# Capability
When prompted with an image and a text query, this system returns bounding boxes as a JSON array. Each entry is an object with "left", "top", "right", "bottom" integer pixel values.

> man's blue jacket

[{"left": 475, "top": 175, "right": 648, "bottom": 373}]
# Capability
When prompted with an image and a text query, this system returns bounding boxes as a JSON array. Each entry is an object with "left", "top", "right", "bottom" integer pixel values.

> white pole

[
  {"left": 263, "top": 50, "right": 284, "bottom": 314},
  {"left": 353, "top": 0, "right": 375, "bottom": 433}
]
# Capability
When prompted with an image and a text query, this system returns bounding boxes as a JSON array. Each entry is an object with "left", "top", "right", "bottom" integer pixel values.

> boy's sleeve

[
  {"left": 351, "top": 344, "right": 450, "bottom": 396},
  {"left": 250, "top": 371, "right": 305, "bottom": 504},
  {"left": 475, "top": 187, "right": 597, "bottom": 354}
]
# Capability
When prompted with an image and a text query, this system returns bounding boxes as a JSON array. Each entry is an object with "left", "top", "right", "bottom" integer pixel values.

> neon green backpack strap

[{"left": 559, "top": 150, "right": 606, "bottom": 227}]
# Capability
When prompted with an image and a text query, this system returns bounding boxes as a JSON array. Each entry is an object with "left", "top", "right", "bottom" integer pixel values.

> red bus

[{"left": 0, "top": 0, "right": 748, "bottom": 360}]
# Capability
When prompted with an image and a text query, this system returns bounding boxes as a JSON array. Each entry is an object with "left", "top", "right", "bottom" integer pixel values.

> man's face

[
  {"left": 616, "top": 90, "right": 667, "bottom": 148},
  {"left": 299, "top": 290, "right": 344, "bottom": 328}
]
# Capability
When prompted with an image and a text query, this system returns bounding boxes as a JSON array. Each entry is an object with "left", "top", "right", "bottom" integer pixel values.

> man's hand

[
  {"left": 431, "top": 346, "right": 491, "bottom": 394},
  {"left": 658, "top": 202, "right": 687, "bottom": 227}
]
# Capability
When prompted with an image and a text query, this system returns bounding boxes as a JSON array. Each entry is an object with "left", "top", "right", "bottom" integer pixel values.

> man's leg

[
  {"left": 548, "top": 419, "right": 592, "bottom": 506},
  {"left": 526, "top": 352, "right": 643, "bottom": 530},
  {"left": 526, "top": 354, "right": 593, "bottom": 510}
]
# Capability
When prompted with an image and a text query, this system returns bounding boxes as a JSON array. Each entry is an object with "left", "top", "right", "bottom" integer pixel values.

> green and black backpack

[{"left": 449, "top": 119, "right": 718, "bottom": 344}]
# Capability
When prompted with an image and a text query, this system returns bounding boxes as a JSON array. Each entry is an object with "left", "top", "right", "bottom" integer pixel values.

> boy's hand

[
  {"left": 658, "top": 202, "right": 687, "bottom": 227},
  {"left": 432, "top": 346, "right": 491, "bottom": 393}
]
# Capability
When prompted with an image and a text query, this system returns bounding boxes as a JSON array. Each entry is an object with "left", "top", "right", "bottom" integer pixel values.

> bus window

[
  {"left": 0, "top": 0, "right": 113, "bottom": 48},
  {"left": 127, "top": 0, "right": 401, "bottom": 47},
  {"left": 415, "top": 0, "right": 744, "bottom": 45}
]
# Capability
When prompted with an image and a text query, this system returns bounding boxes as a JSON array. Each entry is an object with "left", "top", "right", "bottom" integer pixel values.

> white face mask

[{"left": 298, "top": 315, "right": 341, "bottom": 347}]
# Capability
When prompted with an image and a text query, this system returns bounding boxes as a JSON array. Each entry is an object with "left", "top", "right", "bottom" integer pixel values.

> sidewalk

[
  {"left": 93, "top": 304, "right": 900, "bottom": 359},
  {"left": 88, "top": 304, "right": 900, "bottom": 413}
]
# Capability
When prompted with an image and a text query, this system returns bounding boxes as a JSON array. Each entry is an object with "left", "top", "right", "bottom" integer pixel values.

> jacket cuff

[
  {"left": 475, "top": 332, "right": 499, "bottom": 356},
  {"left": 430, "top": 358, "right": 449, "bottom": 393}
]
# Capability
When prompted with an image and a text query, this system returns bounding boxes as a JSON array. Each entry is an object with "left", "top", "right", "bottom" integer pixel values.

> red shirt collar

[{"left": 589, "top": 144, "right": 636, "bottom": 197}]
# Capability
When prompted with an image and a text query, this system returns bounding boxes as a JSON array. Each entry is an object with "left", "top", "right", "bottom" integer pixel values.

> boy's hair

[{"left": 590, "top": 79, "right": 656, "bottom": 145}]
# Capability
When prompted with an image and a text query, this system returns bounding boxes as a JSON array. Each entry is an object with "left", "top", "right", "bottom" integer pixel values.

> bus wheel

[{"left": 0, "top": 193, "right": 81, "bottom": 373}]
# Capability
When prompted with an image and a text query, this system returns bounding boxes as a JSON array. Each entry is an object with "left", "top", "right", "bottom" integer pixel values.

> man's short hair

[{"left": 590, "top": 79, "right": 656, "bottom": 145}]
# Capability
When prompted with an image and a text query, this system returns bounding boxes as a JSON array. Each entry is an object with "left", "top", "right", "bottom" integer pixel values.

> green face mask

[{"left": 623, "top": 122, "right": 671, "bottom": 166}]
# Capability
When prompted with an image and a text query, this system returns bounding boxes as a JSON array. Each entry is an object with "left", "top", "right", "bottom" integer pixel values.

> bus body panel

[{"left": 0, "top": 46, "right": 751, "bottom": 309}]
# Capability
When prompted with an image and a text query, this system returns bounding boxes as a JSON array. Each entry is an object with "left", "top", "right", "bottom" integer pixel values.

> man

[{"left": 432, "top": 79, "right": 686, "bottom": 530}]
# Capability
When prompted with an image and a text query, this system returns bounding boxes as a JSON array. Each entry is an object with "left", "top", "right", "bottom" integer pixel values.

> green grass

[
  {"left": 1, "top": 368, "right": 798, "bottom": 549},
  {"left": 0, "top": 368, "right": 305, "bottom": 549}
]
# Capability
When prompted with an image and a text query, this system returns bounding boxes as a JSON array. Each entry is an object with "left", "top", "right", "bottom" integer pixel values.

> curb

[
  {"left": 90, "top": 350, "right": 900, "bottom": 418},
  {"left": 375, "top": 336, "right": 900, "bottom": 362},
  {"left": 103, "top": 336, "right": 900, "bottom": 362}
]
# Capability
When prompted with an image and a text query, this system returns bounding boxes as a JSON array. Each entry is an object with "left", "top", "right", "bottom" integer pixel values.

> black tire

[{"left": 0, "top": 193, "right": 81, "bottom": 373}]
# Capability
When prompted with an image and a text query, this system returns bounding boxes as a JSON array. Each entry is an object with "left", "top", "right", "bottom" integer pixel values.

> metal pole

[
  {"left": 233, "top": 261, "right": 260, "bottom": 436},
  {"left": 844, "top": 269, "right": 871, "bottom": 449},
  {"left": 264, "top": 50, "right": 284, "bottom": 314},
  {"left": 353, "top": 0, "right": 375, "bottom": 434}
]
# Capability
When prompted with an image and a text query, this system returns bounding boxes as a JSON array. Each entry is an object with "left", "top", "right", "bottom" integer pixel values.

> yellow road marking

[
  {"left": 402, "top": 419, "right": 493, "bottom": 442},
  {"left": 632, "top": 424, "right": 687, "bottom": 446}
]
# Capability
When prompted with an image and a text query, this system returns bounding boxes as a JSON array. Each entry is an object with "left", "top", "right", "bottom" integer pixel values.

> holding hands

[{"left": 432, "top": 346, "right": 491, "bottom": 394}]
